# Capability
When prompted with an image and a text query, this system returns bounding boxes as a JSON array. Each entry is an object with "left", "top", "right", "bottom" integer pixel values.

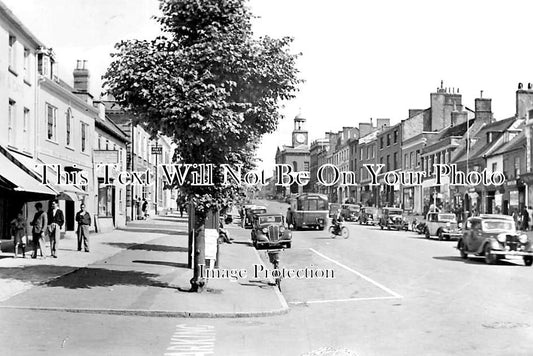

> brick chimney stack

[
  {"left": 516, "top": 82, "right": 533, "bottom": 119},
  {"left": 73, "top": 60, "right": 93, "bottom": 104},
  {"left": 475, "top": 94, "right": 493, "bottom": 124},
  {"left": 73, "top": 60, "right": 90, "bottom": 93}
]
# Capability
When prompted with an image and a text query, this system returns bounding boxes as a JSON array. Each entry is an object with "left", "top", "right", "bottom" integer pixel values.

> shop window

[
  {"left": 514, "top": 157, "right": 521, "bottom": 177},
  {"left": 98, "top": 180, "right": 113, "bottom": 217}
]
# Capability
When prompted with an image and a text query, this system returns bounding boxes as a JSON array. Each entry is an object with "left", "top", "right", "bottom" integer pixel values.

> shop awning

[
  {"left": 52, "top": 185, "right": 88, "bottom": 201},
  {"left": 0, "top": 149, "right": 57, "bottom": 199}
]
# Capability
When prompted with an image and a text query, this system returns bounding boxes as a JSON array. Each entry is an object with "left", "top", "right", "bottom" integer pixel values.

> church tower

[{"left": 292, "top": 113, "right": 308, "bottom": 146}]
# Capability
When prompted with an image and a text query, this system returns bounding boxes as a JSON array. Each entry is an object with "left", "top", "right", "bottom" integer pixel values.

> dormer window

[{"left": 37, "top": 50, "right": 56, "bottom": 79}]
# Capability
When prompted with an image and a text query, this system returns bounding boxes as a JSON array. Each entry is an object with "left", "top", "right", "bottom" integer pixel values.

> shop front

[{"left": 0, "top": 147, "right": 57, "bottom": 241}]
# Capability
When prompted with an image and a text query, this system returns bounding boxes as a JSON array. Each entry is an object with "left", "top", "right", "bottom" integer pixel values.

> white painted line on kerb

[
  {"left": 289, "top": 296, "right": 400, "bottom": 305},
  {"left": 309, "top": 248, "right": 403, "bottom": 299}
]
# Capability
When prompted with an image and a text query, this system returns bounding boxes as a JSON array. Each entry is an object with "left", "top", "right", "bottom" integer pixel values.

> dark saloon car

[
  {"left": 243, "top": 205, "right": 267, "bottom": 229},
  {"left": 457, "top": 214, "right": 533, "bottom": 265},
  {"left": 341, "top": 204, "right": 360, "bottom": 222},
  {"left": 359, "top": 207, "right": 379, "bottom": 225},
  {"left": 251, "top": 214, "right": 292, "bottom": 249},
  {"left": 379, "top": 207, "right": 408, "bottom": 230}
]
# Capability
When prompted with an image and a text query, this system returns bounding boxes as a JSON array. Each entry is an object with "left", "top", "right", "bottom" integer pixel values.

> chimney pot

[
  {"left": 519, "top": 82, "right": 523, "bottom": 89},
  {"left": 529, "top": 83, "right": 532, "bottom": 90}
]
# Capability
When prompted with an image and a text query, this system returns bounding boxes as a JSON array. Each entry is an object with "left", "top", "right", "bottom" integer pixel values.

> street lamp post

[{"left": 151, "top": 141, "right": 162, "bottom": 216}]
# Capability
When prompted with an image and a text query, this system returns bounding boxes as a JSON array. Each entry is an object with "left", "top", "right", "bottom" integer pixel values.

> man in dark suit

[
  {"left": 47, "top": 200, "right": 64, "bottom": 258},
  {"left": 30, "top": 202, "right": 47, "bottom": 259},
  {"left": 75, "top": 203, "right": 91, "bottom": 252}
]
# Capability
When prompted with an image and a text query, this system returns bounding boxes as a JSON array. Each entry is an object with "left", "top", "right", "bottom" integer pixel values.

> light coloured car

[{"left": 424, "top": 212, "right": 462, "bottom": 240}]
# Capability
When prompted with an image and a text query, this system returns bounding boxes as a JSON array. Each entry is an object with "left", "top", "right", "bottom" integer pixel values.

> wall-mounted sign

[{"left": 151, "top": 146, "right": 163, "bottom": 155}]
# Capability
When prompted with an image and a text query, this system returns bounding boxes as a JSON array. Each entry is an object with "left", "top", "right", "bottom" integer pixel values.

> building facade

[{"left": 274, "top": 114, "right": 310, "bottom": 198}]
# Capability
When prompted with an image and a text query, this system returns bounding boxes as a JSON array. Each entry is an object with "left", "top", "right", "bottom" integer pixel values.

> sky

[{"left": 4, "top": 0, "right": 533, "bottom": 174}]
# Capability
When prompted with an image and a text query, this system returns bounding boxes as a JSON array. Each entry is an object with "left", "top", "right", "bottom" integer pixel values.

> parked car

[
  {"left": 457, "top": 214, "right": 533, "bottom": 265},
  {"left": 242, "top": 205, "right": 267, "bottom": 229},
  {"left": 359, "top": 207, "right": 379, "bottom": 225},
  {"left": 340, "top": 204, "right": 360, "bottom": 222},
  {"left": 424, "top": 212, "right": 462, "bottom": 240},
  {"left": 329, "top": 203, "right": 342, "bottom": 218},
  {"left": 379, "top": 207, "right": 407, "bottom": 230},
  {"left": 251, "top": 213, "right": 292, "bottom": 249}
]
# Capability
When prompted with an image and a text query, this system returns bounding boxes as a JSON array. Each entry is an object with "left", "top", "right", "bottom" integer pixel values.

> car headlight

[
  {"left": 446, "top": 222, "right": 451, "bottom": 228},
  {"left": 279, "top": 226, "right": 285, "bottom": 233},
  {"left": 497, "top": 233, "right": 507, "bottom": 243},
  {"left": 519, "top": 234, "right": 528, "bottom": 244},
  {"left": 262, "top": 227, "right": 268, "bottom": 234}
]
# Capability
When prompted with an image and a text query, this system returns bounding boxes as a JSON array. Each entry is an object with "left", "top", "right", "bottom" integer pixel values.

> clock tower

[{"left": 291, "top": 113, "right": 308, "bottom": 146}]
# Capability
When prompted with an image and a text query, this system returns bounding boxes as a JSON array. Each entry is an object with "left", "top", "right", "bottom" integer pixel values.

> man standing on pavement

[
  {"left": 30, "top": 202, "right": 47, "bottom": 259},
  {"left": 76, "top": 203, "right": 91, "bottom": 252},
  {"left": 286, "top": 207, "right": 293, "bottom": 229},
  {"left": 47, "top": 200, "right": 64, "bottom": 258}
]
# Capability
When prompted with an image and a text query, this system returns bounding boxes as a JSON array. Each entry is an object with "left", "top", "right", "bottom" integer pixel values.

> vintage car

[
  {"left": 340, "top": 204, "right": 360, "bottom": 222},
  {"left": 379, "top": 207, "right": 408, "bottom": 230},
  {"left": 328, "top": 203, "right": 342, "bottom": 218},
  {"left": 251, "top": 213, "right": 292, "bottom": 249},
  {"left": 424, "top": 212, "right": 462, "bottom": 240},
  {"left": 243, "top": 205, "right": 267, "bottom": 229},
  {"left": 457, "top": 214, "right": 533, "bottom": 265},
  {"left": 359, "top": 207, "right": 379, "bottom": 225}
]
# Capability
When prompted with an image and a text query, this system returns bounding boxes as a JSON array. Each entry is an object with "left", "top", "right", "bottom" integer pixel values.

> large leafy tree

[{"left": 103, "top": 0, "right": 301, "bottom": 291}]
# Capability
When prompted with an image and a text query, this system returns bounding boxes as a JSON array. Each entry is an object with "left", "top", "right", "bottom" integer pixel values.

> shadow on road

[
  {"left": 0, "top": 265, "right": 78, "bottom": 284},
  {"left": 150, "top": 217, "right": 188, "bottom": 224},
  {"left": 132, "top": 260, "right": 188, "bottom": 269},
  {"left": 119, "top": 228, "right": 188, "bottom": 236},
  {"left": 104, "top": 242, "right": 188, "bottom": 253},
  {"left": 239, "top": 279, "right": 274, "bottom": 289},
  {"left": 46, "top": 267, "right": 178, "bottom": 290},
  {"left": 433, "top": 256, "right": 521, "bottom": 266}
]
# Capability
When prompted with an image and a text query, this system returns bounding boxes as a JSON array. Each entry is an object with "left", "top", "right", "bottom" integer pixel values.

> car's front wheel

[
  {"left": 524, "top": 256, "right": 533, "bottom": 266},
  {"left": 484, "top": 244, "right": 497, "bottom": 265},
  {"left": 458, "top": 240, "right": 468, "bottom": 259},
  {"left": 438, "top": 229, "right": 444, "bottom": 241}
]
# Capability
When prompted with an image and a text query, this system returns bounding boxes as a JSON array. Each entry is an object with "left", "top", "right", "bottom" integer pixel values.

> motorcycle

[
  {"left": 413, "top": 220, "right": 426, "bottom": 234},
  {"left": 329, "top": 221, "right": 349, "bottom": 239}
]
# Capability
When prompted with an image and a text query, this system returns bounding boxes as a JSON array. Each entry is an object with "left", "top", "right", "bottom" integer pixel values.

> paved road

[{"left": 1, "top": 199, "right": 533, "bottom": 356}]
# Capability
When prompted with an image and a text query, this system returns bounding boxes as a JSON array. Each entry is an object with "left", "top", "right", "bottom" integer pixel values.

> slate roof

[
  {"left": 490, "top": 131, "right": 526, "bottom": 157},
  {"left": 453, "top": 116, "right": 517, "bottom": 163}
]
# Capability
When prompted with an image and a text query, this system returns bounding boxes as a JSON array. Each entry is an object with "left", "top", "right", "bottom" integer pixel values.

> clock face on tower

[{"left": 296, "top": 133, "right": 306, "bottom": 144}]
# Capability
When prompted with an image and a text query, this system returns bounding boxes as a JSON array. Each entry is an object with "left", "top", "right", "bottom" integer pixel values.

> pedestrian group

[{"left": 8, "top": 200, "right": 92, "bottom": 259}]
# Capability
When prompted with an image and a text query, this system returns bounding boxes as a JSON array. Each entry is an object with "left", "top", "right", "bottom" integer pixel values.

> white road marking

[
  {"left": 289, "top": 296, "right": 400, "bottom": 305},
  {"left": 309, "top": 248, "right": 403, "bottom": 299},
  {"left": 164, "top": 324, "right": 216, "bottom": 356}
]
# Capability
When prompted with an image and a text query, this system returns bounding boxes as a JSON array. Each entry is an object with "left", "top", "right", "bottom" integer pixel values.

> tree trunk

[
  {"left": 190, "top": 219, "right": 206, "bottom": 293},
  {"left": 189, "top": 208, "right": 219, "bottom": 293}
]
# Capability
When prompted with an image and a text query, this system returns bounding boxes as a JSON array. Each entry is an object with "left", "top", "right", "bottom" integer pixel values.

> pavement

[{"left": 0, "top": 214, "right": 288, "bottom": 318}]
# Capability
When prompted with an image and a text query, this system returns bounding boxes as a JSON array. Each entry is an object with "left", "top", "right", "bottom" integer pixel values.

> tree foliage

[{"left": 103, "top": 0, "right": 301, "bottom": 217}]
